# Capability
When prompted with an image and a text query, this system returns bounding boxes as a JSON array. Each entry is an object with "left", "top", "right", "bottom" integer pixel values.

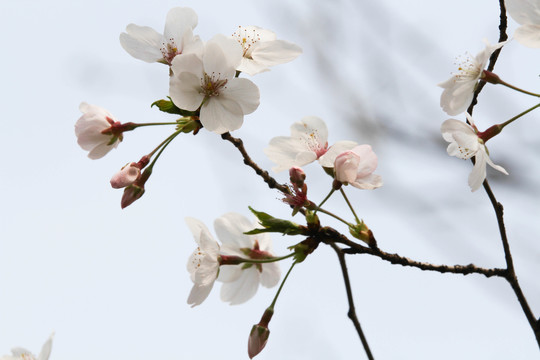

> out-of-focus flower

[
  {"left": 506, "top": 0, "right": 540, "bottom": 48},
  {"left": 110, "top": 163, "right": 141, "bottom": 189},
  {"left": 0, "top": 332, "right": 54, "bottom": 360},
  {"left": 120, "top": 7, "right": 203, "bottom": 65},
  {"left": 334, "top": 145, "right": 383, "bottom": 190},
  {"left": 441, "top": 114, "right": 508, "bottom": 192},
  {"left": 185, "top": 217, "right": 221, "bottom": 307},
  {"left": 232, "top": 25, "right": 302, "bottom": 75},
  {"left": 215, "top": 213, "right": 280, "bottom": 305},
  {"left": 169, "top": 35, "right": 260, "bottom": 134},
  {"left": 264, "top": 116, "right": 358, "bottom": 172},
  {"left": 75, "top": 102, "right": 124, "bottom": 159},
  {"left": 438, "top": 40, "right": 506, "bottom": 116}
]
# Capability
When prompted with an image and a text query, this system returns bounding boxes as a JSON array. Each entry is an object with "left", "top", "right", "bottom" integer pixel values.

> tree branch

[{"left": 329, "top": 242, "right": 375, "bottom": 360}]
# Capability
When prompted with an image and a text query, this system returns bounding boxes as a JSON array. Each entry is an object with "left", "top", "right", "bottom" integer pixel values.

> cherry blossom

[
  {"left": 214, "top": 213, "right": 280, "bottom": 305},
  {"left": 110, "top": 163, "right": 141, "bottom": 189},
  {"left": 506, "top": 0, "right": 540, "bottom": 48},
  {"left": 120, "top": 7, "right": 202, "bottom": 65},
  {"left": 264, "top": 116, "right": 358, "bottom": 172},
  {"left": 0, "top": 332, "right": 54, "bottom": 360},
  {"left": 441, "top": 114, "right": 508, "bottom": 192},
  {"left": 169, "top": 35, "right": 260, "bottom": 134},
  {"left": 232, "top": 25, "right": 302, "bottom": 76},
  {"left": 334, "top": 145, "right": 383, "bottom": 190},
  {"left": 75, "top": 102, "right": 122, "bottom": 159},
  {"left": 438, "top": 40, "right": 506, "bottom": 116},
  {"left": 185, "top": 217, "right": 221, "bottom": 307}
]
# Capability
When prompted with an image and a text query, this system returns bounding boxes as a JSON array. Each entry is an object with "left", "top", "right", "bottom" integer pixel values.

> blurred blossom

[
  {"left": 75, "top": 102, "right": 122, "bottom": 159},
  {"left": 232, "top": 25, "right": 302, "bottom": 75},
  {"left": 441, "top": 114, "right": 508, "bottom": 191},
  {"left": 119, "top": 7, "right": 203, "bottom": 65},
  {"left": 438, "top": 40, "right": 506, "bottom": 116},
  {"left": 334, "top": 145, "right": 383, "bottom": 190},
  {"left": 215, "top": 213, "right": 280, "bottom": 305},
  {"left": 0, "top": 332, "right": 54, "bottom": 360},
  {"left": 265, "top": 116, "right": 358, "bottom": 172},
  {"left": 169, "top": 35, "right": 260, "bottom": 134},
  {"left": 506, "top": 0, "right": 540, "bottom": 48}
]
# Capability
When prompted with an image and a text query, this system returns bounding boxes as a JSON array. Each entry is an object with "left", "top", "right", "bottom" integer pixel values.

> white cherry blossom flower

[
  {"left": 75, "top": 102, "right": 122, "bottom": 159},
  {"left": 506, "top": 0, "right": 540, "bottom": 47},
  {"left": 264, "top": 116, "right": 358, "bottom": 172},
  {"left": 441, "top": 114, "right": 508, "bottom": 192},
  {"left": 0, "top": 332, "right": 54, "bottom": 360},
  {"left": 185, "top": 217, "right": 221, "bottom": 307},
  {"left": 334, "top": 145, "right": 383, "bottom": 190},
  {"left": 214, "top": 213, "right": 280, "bottom": 305},
  {"left": 169, "top": 34, "right": 260, "bottom": 134},
  {"left": 232, "top": 25, "right": 302, "bottom": 75},
  {"left": 119, "top": 7, "right": 202, "bottom": 65},
  {"left": 438, "top": 40, "right": 506, "bottom": 116}
]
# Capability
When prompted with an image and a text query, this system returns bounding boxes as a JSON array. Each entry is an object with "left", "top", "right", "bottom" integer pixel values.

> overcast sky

[{"left": 1, "top": 0, "right": 540, "bottom": 359}]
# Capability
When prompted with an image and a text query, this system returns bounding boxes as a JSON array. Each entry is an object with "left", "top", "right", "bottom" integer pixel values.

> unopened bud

[
  {"left": 110, "top": 163, "right": 141, "bottom": 189},
  {"left": 120, "top": 184, "right": 145, "bottom": 209},
  {"left": 248, "top": 307, "right": 273, "bottom": 359},
  {"left": 289, "top": 166, "right": 306, "bottom": 188}
]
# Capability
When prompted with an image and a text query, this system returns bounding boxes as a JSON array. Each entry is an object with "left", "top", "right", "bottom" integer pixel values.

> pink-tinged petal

[
  {"left": 163, "top": 7, "right": 198, "bottom": 41},
  {"left": 217, "top": 264, "right": 243, "bottom": 283},
  {"left": 351, "top": 173, "right": 383, "bottom": 190},
  {"left": 214, "top": 213, "right": 253, "bottom": 252},
  {"left": 222, "top": 78, "right": 260, "bottom": 115},
  {"left": 200, "top": 97, "right": 243, "bottom": 134},
  {"left": 169, "top": 71, "right": 205, "bottom": 111},
  {"left": 110, "top": 163, "right": 140, "bottom": 188},
  {"left": 251, "top": 40, "right": 303, "bottom": 67},
  {"left": 350, "top": 145, "right": 378, "bottom": 177},
  {"left": 120, "top": 24, "right": 164, "bottom": 63},
  {"left": 187, "top": 282, "right": 214, "bottom": 307},
  {"left": 335, "top": 151, "right": 361, "bottom": 183},
  {"left": 260, "top": 262, "right": 280, "bottom": 288},
  {"left": 254, "top": 231, "right": 273, "bottom": 253},
  {"left": 37, "top": 333, "right": 54, "bottom": 360},
  {"left": 318, "top": 140, "right": 358, "bottom": 168},
  {"left": 220, "top": 269, "right": 259, "bottom": 305},
  {"left": 514, "top": 24, "right": 540, "bottom": 48}
]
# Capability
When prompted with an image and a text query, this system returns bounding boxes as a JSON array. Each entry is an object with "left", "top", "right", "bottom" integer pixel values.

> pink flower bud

[
  {"left": 110, "top": 163, "right": 141, "bottom": 189},
  {"left": 75, "top": 102, "right": 122, "bottom": 159},
  {"left": 333, "top": 145, "right": 382, "bottom": 190},
  {"left": 248, "top": 324, "right": 270, "bottom": 359},
  {"left": 120, "top": 184, "right": 145, "bottom": 209},
  {"left": 289, "top": 166, "right": 306, "bottom": 188}
]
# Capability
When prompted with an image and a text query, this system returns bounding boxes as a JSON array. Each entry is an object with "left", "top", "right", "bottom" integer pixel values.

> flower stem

[
  {"left": 314, "top": 188, "right": 335, "bottom": 215},
  {"left": 494, "top": 77, "right": 540, "bottom": 98},
  {"left": 312, "top": 206, "right": 354, "bottom": 228},
  {"left": 500, "top": 102, "right": 540, "bottom": 129},
  {"left": 147, "top": 129, "right": 182, "bottom": 167},
  {"left": 240, "top": 253, "right": 296, "bottom": 265},
  {"left": 340, "top": 188, "right": 361, "bottom": 224},
  {"left": 270, "top": 261, "right": 297, "bottom": 309}
]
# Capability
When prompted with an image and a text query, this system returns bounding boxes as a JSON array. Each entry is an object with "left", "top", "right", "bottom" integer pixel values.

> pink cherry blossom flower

[
  {"left": 441, "top": 114, "right": 508, "bottom": 192},
  {"left": 110, "top": 163, "right": 141, "bottom": 189},
  {"left": 232, "top": 25, "right": 302, "bottom": 75},
  {"left": 264, "top": 116, "right": 358, "bottom": 172},
  {"left": 215, "top": 213, "right": 280, "bottom": 305},
  {"left": 0, "top": 332, "right": 54, "bottom": 360},
  {"left": 169, "top": 35, "right": 260, "bottom": 134},
  {"left": 119, "top": 7, "right": 203, "bottom": 65},
  {"left": 75, "top": 102, "right": 122, "bottom": 159},
  {"left": 438, "top": 40, "right": 506, "bottom": 116},
  {"left": 506, "top": 0, "right": 540, "bottom": 48},
  {"left": 334, "top": 145, "right": 383, "bottom": 190}
]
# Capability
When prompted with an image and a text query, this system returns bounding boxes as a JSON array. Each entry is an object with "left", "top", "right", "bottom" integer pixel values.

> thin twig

[{"left": 329, "top": 242, "right": 375, "bottom": 360}]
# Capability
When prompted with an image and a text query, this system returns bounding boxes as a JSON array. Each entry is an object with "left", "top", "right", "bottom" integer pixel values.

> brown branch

[
  {"left": 318, "top": 227, "right": 506, "bottom": 278},
  {"left": 221, "top": 132, "right": 291, "bottom": 195},
  {"left": 329, "top": 241, "right": 375, "bottom": 360}
]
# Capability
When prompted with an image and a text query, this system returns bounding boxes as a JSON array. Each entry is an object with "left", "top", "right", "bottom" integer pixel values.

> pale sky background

[{"left": 1, "top": 0, "right": 540, "bottom": 359}]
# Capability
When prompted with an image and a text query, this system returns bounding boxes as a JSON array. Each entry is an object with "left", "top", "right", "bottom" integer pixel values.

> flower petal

[
  {"left": 37, "top": 333, "right": 54, "bottom": 360},
  {"left": 120, "top": 24, "right": 164, "bottom": 63},
  {"left": 220, "top": 269, "right": 259, "bottom": 305},
  {"left": 187, "top": 282, "right": 214, "bottom": 307},
  {"left": 200, "top": 96, "right": 244, "bottom": 134},
  {"left": 169, "top": 71, "right": 205, "bottom": 111},
  {"left": 221, "top": 78, "right": 260, "bottom": 115},
  {"left": 251, "top": 39, "right": 303, "bottom": 67},
  {"left": 214, "top": 213, "right": 253, "bottom": 253},
  {"left": 469, "top": 149, "right": 488, "bottom": 191},
  {"left": 260, "top": 262, "right": 280, "bottom": 288},
  {"left": 514, "top": 24, "right": 540, "bottom": 48},
  {"left": 163, "top": 7, "right": 198, "bottom": 42},
  {"left": 318, "top": 140, "right": 358, "bottom": 168},
  {"left": 217, "top": 264, "right": 243, "bottom": 283}
]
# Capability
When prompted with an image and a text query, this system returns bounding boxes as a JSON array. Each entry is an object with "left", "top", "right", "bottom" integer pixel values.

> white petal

[
  {"left": 163, "top": 7, "right": 198, "bottom": 42},
  {"left": 200, "top": 97, "right": 244, "bottom": 134},
  {"left": 204, "top": 35, "right": 240, "bottom": 77},
  {"left": 37, "top": 333, "right": 54, "bottom": 360},
  {"left": 439, "top": 78, "right": 477, "bottom": 116},
  {"left": 217, "top": 264, "right": 243, "bottom": 283},
  {"left": 169, "top": 71, "right": 205, "bottom": 111},
  {"left": 506, "top": 0, "right": 540, "bottom": 25},
  {"left": 171, "top": 52, "right": 203, "bottom": 78},
  {"left": 220, "top": 269, "right": 259, "bottom": 305},
  {"left": 264, "top": 136, "right": 317, "bottom": 172},
  {"left": 237, "top": 57, "right": 270, "bottom": 76},
  {"left": 120, "top": 24, "right": 164, "bottom": 63},
  {"left": 214, "top": 213, "right": 253, "bottom": 253},
  {"left": 514, "top": 24, "right": 540, "bottom": 48},
  {"left": 221, "top": 78, "right": 260, "bottom": 115},
  {"left": 351, "top": 145, "right": 378, "bottom": 178},
  {"left": 251, "top": 40, "right": 302, "bottom": 67},
  {"left": 184, "top": 217, "right": 212, "bottom": 247},
  {"left": 290, "top": 116, "right": 328, "bottom": 143},
  {"left": 318, "top": 140, "right": 359, "bottom": 168},
  {"left": 187, "top": 282, "right": 214, "bottom": 307},
  {"left": 469, "top": 150, "right": 488, "bottom": 191},
  {"left": 351, "top": 173, "right": 383, "bottom": 190},
  {"left": 260, "top": 262, "right": 280, "bottom": 288},
  {"left": 87, "top": 142, "right": 118, "bottom": 160}
]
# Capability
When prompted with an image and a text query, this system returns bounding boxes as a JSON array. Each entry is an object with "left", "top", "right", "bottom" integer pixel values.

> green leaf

[{"left": 151, "top": 97, "right": 198, "bottom": 116}]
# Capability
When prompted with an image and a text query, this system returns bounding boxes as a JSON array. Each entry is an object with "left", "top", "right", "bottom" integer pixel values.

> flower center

[
  {"left": 201, "top": 72, "right": 228, "bottom": 97},
  {"left": 302, "top": 129, "right": 328, "bottom": 158},
  {"left": 160, "top": 38, "right": 180, "bottom": 65},
  {"left": 454, "top": 53, "right": 481, "bottom": 81},
  {"left": 190, "top": 246, "right": 206, "bottom": 270},
  {"left": 233, "top": 26, "right": 261, "bottom": 58}
]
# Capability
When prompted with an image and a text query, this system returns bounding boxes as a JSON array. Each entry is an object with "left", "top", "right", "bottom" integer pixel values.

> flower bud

[
  {"left": 110, "top": 163, "right": 141, "bottom": 189},
  {"left": 334, "top": 150, "right": 361, "bottom": 184},
  {"left": 120, "top": 184, "right": 145, "bottom": 209},
  {"left": 248, "top": 307, "right": 274, "bottom": 359},
  {"left": 289, "top": 166, "right": 306, "bottom": 188}
]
